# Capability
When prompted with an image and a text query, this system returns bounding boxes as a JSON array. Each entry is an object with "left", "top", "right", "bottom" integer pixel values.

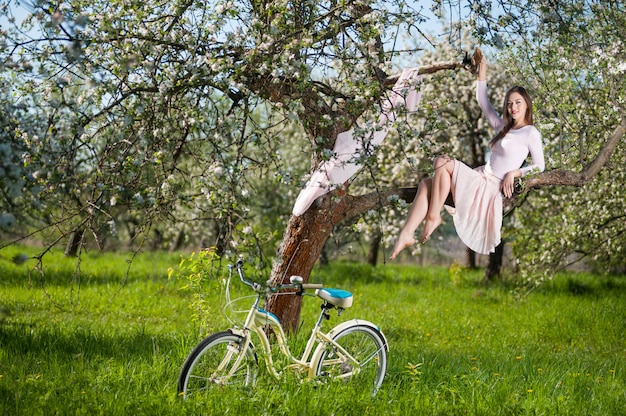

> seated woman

[{"left": 390, "top": 49, "right": 545, "bottom": 259}]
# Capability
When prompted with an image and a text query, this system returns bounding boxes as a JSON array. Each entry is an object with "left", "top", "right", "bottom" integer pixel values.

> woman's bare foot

[
  {"left": 390, "top": 231, "right": 416, "bottom": 260},
  {"left": 420, "top": 216, "right": 442, "bottom": 244}
]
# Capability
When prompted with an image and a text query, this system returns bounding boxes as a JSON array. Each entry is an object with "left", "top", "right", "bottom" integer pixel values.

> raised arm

[{"left": 473, "top": 49, "right": 503, "bottom": 132}]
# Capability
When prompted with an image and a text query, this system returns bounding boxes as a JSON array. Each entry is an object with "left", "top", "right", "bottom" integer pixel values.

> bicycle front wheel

[
  {"left": 315, "top": 325, "right": 387, "bottom": 394},
  {"left": 178, "top": 331, "right": 258, "bottom": 398}
]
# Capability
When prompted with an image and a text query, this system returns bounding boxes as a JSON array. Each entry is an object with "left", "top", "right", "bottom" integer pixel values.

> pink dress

[{"left": 446, "top": 81, "right": 545, "bottom": 254}]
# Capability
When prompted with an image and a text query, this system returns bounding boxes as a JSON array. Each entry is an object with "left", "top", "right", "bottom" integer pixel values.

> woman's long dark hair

[{"left": 490, "top": 86, "right": 534, "bottom": 147}]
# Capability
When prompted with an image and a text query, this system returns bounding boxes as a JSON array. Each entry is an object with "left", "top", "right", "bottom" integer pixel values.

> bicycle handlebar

[
  {"left": 232, "top": 260, "right": 322, "bottom": 294},
  {"left": 302, "top": 283, "right": 324, "bottom": 290}
]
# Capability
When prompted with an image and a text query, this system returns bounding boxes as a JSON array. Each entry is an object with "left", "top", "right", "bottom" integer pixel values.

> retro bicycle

[{"left": 178, "top": 260, "right": 388, "bottom": 397}]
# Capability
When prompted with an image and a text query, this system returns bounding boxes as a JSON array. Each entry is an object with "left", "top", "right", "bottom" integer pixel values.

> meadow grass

[{"left": 0, "top": 245, "right": 624, "bottom": 415}]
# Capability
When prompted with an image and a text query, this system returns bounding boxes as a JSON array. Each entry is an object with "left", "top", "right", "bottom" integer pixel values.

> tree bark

[
  {"left": 266, "top": 188, "right": 417, "bottom": 331},
  {"left": 484, "top": 241, "right": 505, "bottom": 282},
  {"left": 367, "top": 231, "right": 382, "bottom": 266},
  {"left": 64, "top": 229, "right": 84, "bottom": 257},
  {"left": 466, "top": 248, "right": 477, "bottom": 269},
  {"left": 265, "top": 200, "right": 335, "bottom": 330}
]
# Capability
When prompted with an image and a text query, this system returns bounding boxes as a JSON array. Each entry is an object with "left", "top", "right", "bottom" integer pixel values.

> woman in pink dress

[{"left": 390, "top": 50, "right": 545, "bottom": 259}]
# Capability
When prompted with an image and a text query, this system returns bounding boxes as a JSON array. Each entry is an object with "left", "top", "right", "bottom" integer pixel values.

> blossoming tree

[{"left": 1, "top": 0, "right": 624, "bottom": 329}]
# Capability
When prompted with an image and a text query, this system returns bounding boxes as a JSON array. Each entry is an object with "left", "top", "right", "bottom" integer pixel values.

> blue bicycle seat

[{"left": 317, "top": 288, "right": 353, "bottom": 309}]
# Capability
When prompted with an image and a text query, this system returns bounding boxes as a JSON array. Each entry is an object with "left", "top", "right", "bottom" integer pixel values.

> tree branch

[
  {"left": 384, "top": 56, "right": 476, "bottom": 86},
  {"left": 326, "top": 116, "right": 626, "bottom": 223},
  {"left": 328, "top": 187, "right": 417, "bottom": 226},
  {"left": 524, "top": 117, "right": 626, "bottom": 190}
]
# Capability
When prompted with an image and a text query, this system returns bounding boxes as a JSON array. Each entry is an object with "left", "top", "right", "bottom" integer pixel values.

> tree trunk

[
  {"left": 266, "top": 187, "right": 418, "bottom": 332},
  {"left": 265, "top": 202, "right": 334, "bottom": 332},
  {"left": 151, "top": 228, "right": 163, "bottom": 251},
  {"left": 169, "top": 229, "right": 185, "bottom": 253},
  {"left": 484, "top": 241, "right": 505, "bottom": 282},
  {"left": 64, "top": 229, "right": 84, "bottom": 257},
  {"left": 367, "top": 231, "right": 382, "bottom": 266},
  {"left": 319, "top": 248, "right": 329, "bottom": 266},
  {"left": 466, "top": 247, "right": 477, "bottom": 269}
]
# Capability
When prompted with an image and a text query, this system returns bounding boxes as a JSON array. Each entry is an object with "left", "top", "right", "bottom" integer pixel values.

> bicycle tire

[
  {"left": 178, "top": 330, "right": 258, "bottom": 397},
  {"left": 314, "top": 324, "right": 387, "bottom": 394}
]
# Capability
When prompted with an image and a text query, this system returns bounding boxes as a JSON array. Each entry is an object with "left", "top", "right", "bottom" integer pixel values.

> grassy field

[{"left": 0, "top": 245, "right": 624, "bottom": 415}]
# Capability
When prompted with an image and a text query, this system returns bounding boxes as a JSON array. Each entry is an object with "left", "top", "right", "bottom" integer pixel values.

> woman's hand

[
  {"left": 501, "top": 170, "right": 521, "bottom": 198},
  {"left": 471, "top": 47, "right": 483, "bottom": 67},
  {"left": 472, "top": 47, "right": 486, "bottom": 81}
]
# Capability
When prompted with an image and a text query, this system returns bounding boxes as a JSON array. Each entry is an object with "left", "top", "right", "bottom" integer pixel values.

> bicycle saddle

[{"left": 316, "top": 288, "right": 353, "bottom": 309}]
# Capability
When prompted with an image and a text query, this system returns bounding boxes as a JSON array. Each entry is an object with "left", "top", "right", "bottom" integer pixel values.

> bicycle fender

[
  {"left": 308, "top": 319, "right": 389, "bottom": 379},
  {"left": 228, "top": 328, "right": 243, "bottom": 337},
  {"left": 226, "top": 328, "right": 256, "bottom": 351},
  {"left": 330, "top": 319, "right": 389, "bottom": 351}
]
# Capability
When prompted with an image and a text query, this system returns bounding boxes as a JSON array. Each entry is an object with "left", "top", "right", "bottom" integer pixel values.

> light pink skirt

[{"left": 444, "top": 161, "right": 503, "bottom": 254}]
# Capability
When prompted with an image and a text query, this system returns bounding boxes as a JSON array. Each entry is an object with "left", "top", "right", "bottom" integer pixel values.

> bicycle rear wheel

[
  {"left": 178, "top": 331, "right": 258, "bottom": 397},
  {"left": 314, "top": 325, "right": 387, "bottom": 394}
]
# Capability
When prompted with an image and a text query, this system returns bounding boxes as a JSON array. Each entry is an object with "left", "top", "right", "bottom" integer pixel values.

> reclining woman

[{"left": 390, "top": 49, "right": 545, "bottom": 259}]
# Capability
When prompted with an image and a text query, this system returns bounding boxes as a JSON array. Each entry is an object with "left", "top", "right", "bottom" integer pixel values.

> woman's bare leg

[
  {"left": 390, "top": 178, "right": 432, "bottom": 259},
  {"left": 421, "top": 156, "right": 454, "bottom": 243}
]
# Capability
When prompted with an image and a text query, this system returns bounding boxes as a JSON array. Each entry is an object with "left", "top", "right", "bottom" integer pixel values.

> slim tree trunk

[
  {"left": 484, "top": 241, "right": 505, "bottom": 282},
  {"left": 466, "top": 247, "right": 477, "bottom": 269},
  {"left": 64, "top": 229, "right": 84, "bottom": 257},
  {"left": 368, "top": 231, "right": 382, "bottom": 266}
]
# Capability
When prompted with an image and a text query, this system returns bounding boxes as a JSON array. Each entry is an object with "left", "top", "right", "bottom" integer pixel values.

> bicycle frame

[
  {"left": 226, "top": 264, "right": 386, "bottom": 382},
  {"left": 178, "top": 261, "right": 389, "bottom": 397},
  {"left": 227, "top": 288, "right": 333, "bottom": 380}
]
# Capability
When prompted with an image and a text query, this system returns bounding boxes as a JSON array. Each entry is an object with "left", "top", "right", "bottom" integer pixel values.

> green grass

[{"left": 0, "top": 245, "right": 624, "bottom": 415}]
